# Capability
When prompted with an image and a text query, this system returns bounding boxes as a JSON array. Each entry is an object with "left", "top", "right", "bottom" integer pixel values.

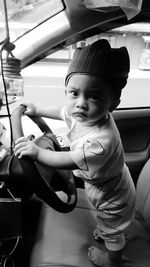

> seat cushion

[{"left": 30, "top": 189, "right": 150, "bottom": 267}]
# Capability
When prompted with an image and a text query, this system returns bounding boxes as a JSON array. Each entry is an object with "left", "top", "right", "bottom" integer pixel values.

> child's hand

[
  {"left": 20, "top": 101, "right": 37, "bottom": 116},
  {"left": 14, "top": 137, "right": 39, "bottom": 160}
]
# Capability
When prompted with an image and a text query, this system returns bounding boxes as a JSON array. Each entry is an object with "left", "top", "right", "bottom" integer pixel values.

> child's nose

[{"left": 76, "top": 96, "right": 87, "bottom": 109}]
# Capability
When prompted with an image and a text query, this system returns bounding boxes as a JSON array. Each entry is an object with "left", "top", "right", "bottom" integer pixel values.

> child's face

[{"left": 66, "top": 74, "right": 113, "bottom": 126}]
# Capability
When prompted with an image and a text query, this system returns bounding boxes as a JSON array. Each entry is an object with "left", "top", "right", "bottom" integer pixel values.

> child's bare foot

[
  {"left": 93, "top": 226, "right": 103, "bottom": 241},
  {"left": 88, "top": 246, "right": 111, "bottom": 267}
]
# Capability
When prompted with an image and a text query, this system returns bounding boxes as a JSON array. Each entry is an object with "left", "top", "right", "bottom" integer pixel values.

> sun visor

[{"left": 84, "top": 0, "right": 143, "bottom": 20}]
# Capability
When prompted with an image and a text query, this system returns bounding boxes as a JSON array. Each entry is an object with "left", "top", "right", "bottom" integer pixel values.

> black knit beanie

[{"left": 65, "top": 39, "right": 130, "bottom": 98}]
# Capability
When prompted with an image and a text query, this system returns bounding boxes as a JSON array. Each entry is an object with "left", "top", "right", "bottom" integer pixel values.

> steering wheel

[{"left": 10, "top": 105, "right": 77, "bottom": 213}]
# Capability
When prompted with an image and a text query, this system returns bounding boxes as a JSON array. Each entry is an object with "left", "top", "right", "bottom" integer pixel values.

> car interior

[{"left": 1, "top": 1, "right": 150, "bottom": 267}]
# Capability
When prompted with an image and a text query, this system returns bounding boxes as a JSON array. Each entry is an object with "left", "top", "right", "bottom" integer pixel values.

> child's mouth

[{"left": 74, "top": 112, "right": 87, "bottom": 118}]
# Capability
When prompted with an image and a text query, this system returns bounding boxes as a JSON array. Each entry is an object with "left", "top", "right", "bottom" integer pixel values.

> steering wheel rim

[{"left": 11, "top": 105, "right": 77, "bottom": 213}]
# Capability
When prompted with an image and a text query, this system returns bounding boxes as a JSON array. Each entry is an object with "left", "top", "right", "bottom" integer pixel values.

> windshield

[{"left": 0, "top": 0, "right": 64, "bottom": 43}]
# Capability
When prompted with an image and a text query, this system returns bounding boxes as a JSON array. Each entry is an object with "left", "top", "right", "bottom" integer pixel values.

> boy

[{"left": 14, "top": 39, "right": 135, "bottom": 266}]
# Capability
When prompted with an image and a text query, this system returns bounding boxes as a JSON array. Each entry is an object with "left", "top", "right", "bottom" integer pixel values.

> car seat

[{"left": 29, "top": 160, "right": 150, "bottom": 267}]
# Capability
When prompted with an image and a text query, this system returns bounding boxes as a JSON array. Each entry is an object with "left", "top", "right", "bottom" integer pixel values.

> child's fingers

[
  {"left": 20, "top": 100, "right": 30, "bottom": 108},
  {"left": 14, "top": 142, "right": 25, "bottom": 152},
  {"left": 14, "top": 138, "right": 29, "bottom": 155},
  {"left": 17, "top": 150, "right": 31, "bottom": 159},
  {"left": 20, "top": 101, "right": 36, "bottom": 115},
  {"left": 14, "top": 138, "right": 38, "bottom": 160},
  {"left": 14, "top": 145, "right": 27, "bottom": 158},
  {"left": 14, "top": 142, "right": 26, "bottom": 154},
  {"left": 15, "top": 137, "right": 28, "bottom": 144}
]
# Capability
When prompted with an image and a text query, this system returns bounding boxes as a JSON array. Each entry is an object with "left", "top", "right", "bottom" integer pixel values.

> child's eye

[
  {"left": 88, "top": 95, "right": 99, "bottom": 101},
  {"left": 70, "top": 91, "right": 78, "bottom": 97}
]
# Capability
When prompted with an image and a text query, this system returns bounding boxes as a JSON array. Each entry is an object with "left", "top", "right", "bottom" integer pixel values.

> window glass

[
  {"left": 22, "top": 23, "right": 150, "bottom": 110},
  {"left": 0, "top": 0, "right": 64, "bottom": 43},
  {"left": 1, "top": 22, "right": 150, "bottom": 117}
]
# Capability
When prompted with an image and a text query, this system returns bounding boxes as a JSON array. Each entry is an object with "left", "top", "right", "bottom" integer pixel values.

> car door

[{"left": 114, "top": 107, "right": 150, "bottom": 184}]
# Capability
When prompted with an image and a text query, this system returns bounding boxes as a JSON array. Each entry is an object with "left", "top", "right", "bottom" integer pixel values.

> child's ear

[{"left": 109, "top": 99, "right": 120, "bottom": 112}]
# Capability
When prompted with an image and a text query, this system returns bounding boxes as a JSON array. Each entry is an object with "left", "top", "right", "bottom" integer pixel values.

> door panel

[{"left": 114, "top": 108, "right": 150, "bottom": 184}]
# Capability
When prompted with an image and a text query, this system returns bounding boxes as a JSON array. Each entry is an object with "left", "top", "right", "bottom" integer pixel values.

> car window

[
  {"left": 0, "top": 22, "right": 150, "bottom": 117},
  {"left": 0, "top": 0, "right": 64, "bottom": 43},
  {"left": 21, "top": 23, "right": 150, "bottom": 110}
]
